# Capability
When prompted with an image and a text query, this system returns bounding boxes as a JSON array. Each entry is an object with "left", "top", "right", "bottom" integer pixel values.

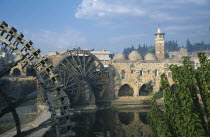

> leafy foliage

[
  {"left": 153, "top": 88, "right": 163, "bottom": 99},
  {"left": 186, "top": 39, "right": 210, "bottom": 52},
  {"left": 148, "top": 52, "right": 210, "bottom": 137},
  {"left": 165, "top": 40, "right": 180, "bottom": 52}
]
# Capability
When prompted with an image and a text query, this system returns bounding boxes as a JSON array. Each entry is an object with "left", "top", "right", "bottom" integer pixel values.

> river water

[{"left": 69, "top": 108, "right": 151, "bottom": 137}]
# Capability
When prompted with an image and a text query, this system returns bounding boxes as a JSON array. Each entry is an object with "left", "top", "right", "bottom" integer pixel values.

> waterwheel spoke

[
  {"left": 88, "top": 71, "right": 103, "bottom": 80},
  {"left": 65, "top": 74, "right": 76, "bottom": 87},
  {"left": 83, "top": 51, "right": 86, "bottom": 74},
  {"left": 64, "top": 79, "right": 80, "bottom": 89},
  {"left": 86, "top": 64, "right": 100, "bottom": 78},
  {"left": 84, "top": 56, "right": 93, "bottom": 72},
  {"left": 65, "top": 58, "right": 80, "bottom": 76},
  {"left": 70, "top": 51, "right": 83, "bottom": 74},
  {"left": 60, "top": 62, "right": 78, "bottom": 77},
  {"left": 76, "top": 50, "right": 84, "bottom": 75}
]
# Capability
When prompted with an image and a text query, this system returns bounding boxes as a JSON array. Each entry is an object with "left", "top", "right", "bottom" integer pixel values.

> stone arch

[
  {"left": 139, "top": 112, "right": 149, "bottom": 125},
  {"left": 139, "top": 84, "right": 147, "bottom": 96},
  {"left": 13, "top": 68, "right": 21, "bottom": 76},
  {"left": 121, "top": 70, "right": 125, "bottom": 79},
  {"left": 118, "top": 84, "right": 133, "bottom": 96},
  {"left": 118, "top": 112, "right": 134, "bottom": 125},
  {"left": 139, "top": 81, "right": 153, "bottom": 96}
]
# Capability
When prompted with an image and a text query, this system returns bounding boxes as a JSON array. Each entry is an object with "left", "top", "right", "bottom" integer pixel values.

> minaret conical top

[{"left": 157, "top": 28, "right": 161, "bottom": 33}]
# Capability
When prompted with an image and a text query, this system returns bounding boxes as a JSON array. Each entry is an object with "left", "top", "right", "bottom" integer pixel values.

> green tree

[
  {"left": 148, "top": 52, "right": 210, "bottom": 137},
  {"left": 165, "top": 40, "right": 180, "bottom": 52},
  {"left": 186, "top": 39, "right": 193, "bottom": 52},
  {"left": 147, "top": 46, "right": 155, "bottom": 54}
]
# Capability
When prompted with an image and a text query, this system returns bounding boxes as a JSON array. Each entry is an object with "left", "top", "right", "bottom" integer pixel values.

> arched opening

[
  {"left": 139, "top": 81, "right": 153, "bottom": 96},
  {"left": 118, "top": 84, "right": 133, "bottom": 96},
  {"left": 121, "top": 70, "right": 125, "bottom": 79},
  {"left": 13, "top": 68, "right": 21, "bottom": 76},
  {"left": 139, "top": 112, "right": 149, "bottom": 125},
  {"left": 118, "top": 112, "right": 134, "bottom": 125},
  {"left": 139, "top": 84, "right": 147, "bottom": 96}
]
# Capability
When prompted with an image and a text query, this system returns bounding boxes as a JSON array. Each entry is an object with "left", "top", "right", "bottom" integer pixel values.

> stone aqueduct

[{"left": 4, "top": 44, "right": 182, "bottom": 104}]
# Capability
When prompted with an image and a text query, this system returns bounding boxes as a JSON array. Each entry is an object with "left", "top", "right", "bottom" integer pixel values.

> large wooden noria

[{"left": 0, "top": 21, "right": 75, "bottom": 137}]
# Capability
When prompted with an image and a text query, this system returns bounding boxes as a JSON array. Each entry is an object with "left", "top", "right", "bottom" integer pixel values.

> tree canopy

[
  {"left": 148, "top": 52, "right": 210, "bottom": 137},
  {"left": 186, "top": 39, "right": 210, "bottom": 52}
]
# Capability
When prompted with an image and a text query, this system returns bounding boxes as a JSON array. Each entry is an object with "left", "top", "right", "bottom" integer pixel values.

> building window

[
  {"left": 139, "top": 70, "right": 143, "bottom": 76},
  {"left": 131, "top": 70, "right": 134, "bottom": 74},
  {"left": 155, "top": 70, "right": 158, "bottom": 77},
  {"left": 13, "top": 68, "right": 21, "bottom": 76},
  {"left": 121, "top": 70, "right": 125, "bottom": 79}
]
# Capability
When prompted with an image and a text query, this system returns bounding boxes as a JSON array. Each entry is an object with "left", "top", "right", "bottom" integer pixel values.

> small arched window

[
  {"left": 121, "top": 70, "right": 125, "bottom": 79},
  {"left": 13, "top": 68, "right": 21, "bottom": 76},
  {"left": 155, "top": 70, "right": 158, "bottom": 77},
  {"left": 139, "top": 70, "right": 143, "bottom": 76},
  {"left": 131, "top": 70, "right": 134, "bottom": 74}
]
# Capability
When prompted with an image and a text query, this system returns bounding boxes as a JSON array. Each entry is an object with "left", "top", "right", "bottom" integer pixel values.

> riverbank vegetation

[{"left": 148, "top": 52, "right": 210, "bottom": 137}]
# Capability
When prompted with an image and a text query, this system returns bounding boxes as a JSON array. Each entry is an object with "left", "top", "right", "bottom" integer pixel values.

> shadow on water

[{"left": 65, "top": 108, "right": 151, "bottom": 137}]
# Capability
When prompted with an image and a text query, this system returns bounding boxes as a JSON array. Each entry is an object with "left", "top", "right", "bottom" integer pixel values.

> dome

[
  {"left": 113, "top": 53, "right": 126, "bottom": 61},
  {"left": 128, "top": 51, "right": 142, "bottom": 61},
  {"left": 144, "top": 53, "right": 157, "bottom": 61}
]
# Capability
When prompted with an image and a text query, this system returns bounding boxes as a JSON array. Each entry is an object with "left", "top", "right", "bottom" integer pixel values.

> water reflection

[
  {"left": 71, "top": 109, "right": 151, "bottom": 137},
  {"left": 118, "top": 112, "right": 134, "bottom": 125},
  {"left": 139, "top": 112, "right": 149, "bottom": 125}
]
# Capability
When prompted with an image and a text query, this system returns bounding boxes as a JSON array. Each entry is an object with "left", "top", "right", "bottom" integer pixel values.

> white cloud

[
  {"left": 75, "top": 0, "right": 146, "bottom": 19},
  {"left": 74, "top": 0, "right": 199, "bottom": 23},
  {"left": 29, "top": 27, "right": 86, "bottom": 54}
]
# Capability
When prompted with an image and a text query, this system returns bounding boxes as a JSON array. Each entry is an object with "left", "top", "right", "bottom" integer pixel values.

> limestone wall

[{"left": 108, "top": 60, "right": 181, "bottom": 99}]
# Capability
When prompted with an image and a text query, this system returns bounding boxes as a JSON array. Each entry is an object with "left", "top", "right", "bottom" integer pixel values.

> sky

[{"left": 0, "top": 0, "right": 210, "bottom": 55}]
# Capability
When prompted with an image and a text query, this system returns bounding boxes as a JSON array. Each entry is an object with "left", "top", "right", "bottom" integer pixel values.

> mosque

[{"left": 103, "top": 28, "right": 182, "bottom": 101}]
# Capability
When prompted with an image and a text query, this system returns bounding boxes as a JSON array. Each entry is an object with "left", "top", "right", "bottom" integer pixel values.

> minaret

[{"left": 155, "top": 28, "right": 165, "bottom": 60}]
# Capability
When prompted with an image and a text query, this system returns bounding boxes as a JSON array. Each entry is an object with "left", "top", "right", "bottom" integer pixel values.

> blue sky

[{"left": 0, "top": 0, "right": 210, "bottom": 54}]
